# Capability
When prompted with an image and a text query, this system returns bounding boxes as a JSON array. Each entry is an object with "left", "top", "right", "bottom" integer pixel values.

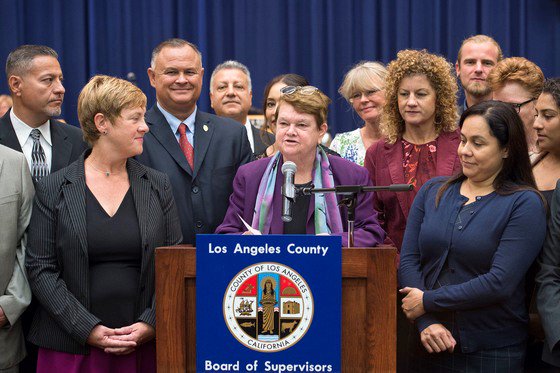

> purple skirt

[{"left": 37, "top": 340, "right": 156, "bottom": 373}]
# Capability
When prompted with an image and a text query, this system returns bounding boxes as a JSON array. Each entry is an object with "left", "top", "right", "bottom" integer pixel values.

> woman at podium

[
  {"left": 398, "top": 101, "right": 546, "bottom": 371},
  {"left": 25, "top": 75, "right": 182, "bottom": 372},
  {"left": 216, "top": 85, "right": 385, "bottom": 247}
]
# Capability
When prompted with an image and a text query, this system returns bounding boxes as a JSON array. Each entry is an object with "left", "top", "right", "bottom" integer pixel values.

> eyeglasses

[
  {"left": 280, "top": 85, "right": 319, "bottom": 96},
  {"left": 349, "top": 88, "right": 383, "bottom": 103},
  {"left": 507, "top": 98, "right": 536, "bottom": 113}
]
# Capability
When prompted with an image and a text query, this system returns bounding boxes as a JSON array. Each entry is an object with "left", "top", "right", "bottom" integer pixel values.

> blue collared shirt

[{"left": 157, "top": 102, "right": 197, "bottom": 146}]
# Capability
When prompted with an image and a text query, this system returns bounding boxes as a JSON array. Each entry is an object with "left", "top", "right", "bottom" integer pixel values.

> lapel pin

[{"left": 203, "top": 124, "right": 209, "bottom": 132}]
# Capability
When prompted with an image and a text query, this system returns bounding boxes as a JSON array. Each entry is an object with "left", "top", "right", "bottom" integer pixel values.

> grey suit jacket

[
  {"left": 136, "top": 106, "right": 253, "bottom": 244},
  {"left": 537, "top": 180, "right": 560, "bottom": 367},
  {"left": 0, "top": 144, "right": 34, "bottom": 369},
  {"left": 25, "top": 152, "right": 182, "bottom": 354},
  {"left": 0, "top": 109, "right": 88, "bottom": 173}
]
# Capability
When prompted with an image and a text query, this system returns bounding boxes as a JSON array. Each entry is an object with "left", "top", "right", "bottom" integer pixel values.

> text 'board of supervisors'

[{"left": 196, "top": 234, "right": 342, "bottom": 373}]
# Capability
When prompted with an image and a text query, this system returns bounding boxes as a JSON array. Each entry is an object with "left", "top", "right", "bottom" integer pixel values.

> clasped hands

[
  {"left": 87, "top": 321, "right": 155, "bottom": 355},
  {"left": 400, "top": 287, "right": 456, "bottom": 354}
]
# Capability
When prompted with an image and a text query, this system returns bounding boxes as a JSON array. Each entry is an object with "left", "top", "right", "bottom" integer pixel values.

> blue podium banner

[{"left": 196, "top": 234, "right": 342, "bottom": 373}]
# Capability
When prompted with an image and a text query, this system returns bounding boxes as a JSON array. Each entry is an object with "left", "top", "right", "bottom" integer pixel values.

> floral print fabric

[
  {"left": 329, "top": 128, "right": 366, "bottom": 166},
  {"left": 402, "top": 138, "right": 437, "bottom": 206}
]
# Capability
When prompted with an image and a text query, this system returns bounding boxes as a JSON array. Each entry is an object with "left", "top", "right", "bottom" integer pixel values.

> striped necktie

[{"left": 30, "top": 129, "right": 49, "bottom": 182}]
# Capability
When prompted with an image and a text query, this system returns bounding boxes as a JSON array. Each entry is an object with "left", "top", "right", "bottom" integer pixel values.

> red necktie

[{"left": 178, "top": 123, "right": 194, "bottom": 170}]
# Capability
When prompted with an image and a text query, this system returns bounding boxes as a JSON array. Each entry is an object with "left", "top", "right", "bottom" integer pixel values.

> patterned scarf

[{"left": 252, "top": 148, "right": 344, "bottom": 235}]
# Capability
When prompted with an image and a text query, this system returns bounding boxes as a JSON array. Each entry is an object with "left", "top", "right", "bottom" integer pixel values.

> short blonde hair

[
  {"left": 457, "top": 35, "right": 503, "bottom": 64},
  {"left": 276, "top": 87, "right": 331, "bottom": 128},
  {"left": 338, "top": 61, "right": 387, "bottom": 102},
  {"left": 487, "top": 57, "right": 544, "bottom": 99},
  {"left": 78, "top": 75, "right": 147, "bottom": 146},
  {"left": 380, "top": 49, "right": 458, "bottom": 144}
]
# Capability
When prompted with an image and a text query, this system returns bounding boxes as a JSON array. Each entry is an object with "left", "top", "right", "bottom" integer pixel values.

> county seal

[{"left": 223, "top": 262, "right": 314, "bottom": 352}]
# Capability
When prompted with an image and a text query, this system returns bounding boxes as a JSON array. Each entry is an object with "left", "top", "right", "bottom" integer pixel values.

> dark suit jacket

[
  {"left": 0, "top": 109, "right": 87, "bottom": 173},
  {"left": 136, "top": 105, "right": 253, "bottom": 244},
  {"left": 364, "top": 130, "right": 461, "bottom": 254},
  {"left": 537, "top": 180, "right": 560, "bottom": 367},
  {"left": 216, "top": 154, "right": 386, "bottom": 247},
  {"left": 251, "top": 124, "right": 275, "bottom": 156},
  {"left": 25, "top": 153, "right": 182, "bottom": 354}
]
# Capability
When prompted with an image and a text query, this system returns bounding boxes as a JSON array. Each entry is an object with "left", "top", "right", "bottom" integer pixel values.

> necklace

[
  {"left": 87, "top": 159, "right": 125, "bottom": 177},
  {"left": 89, "top": 162, "right": 111, "bottom": 177}
]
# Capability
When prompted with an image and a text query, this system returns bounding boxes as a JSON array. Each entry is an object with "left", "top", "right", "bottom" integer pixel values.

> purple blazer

[
  {"left": 216, "top": 154, "right": 386, "bottom": 247},
  {"left": 364, "top": 130, "right": 461, "bottom": 255}
]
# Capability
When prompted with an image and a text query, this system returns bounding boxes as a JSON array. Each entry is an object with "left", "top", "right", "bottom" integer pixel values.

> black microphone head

[{"left": 281, "top": 161, "right": 297, "bottom": 175}]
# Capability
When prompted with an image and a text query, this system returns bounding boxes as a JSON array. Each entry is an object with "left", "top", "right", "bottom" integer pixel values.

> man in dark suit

[
  {"left": 209, "top": 60, "right": 275, "bottom": 156},
  {"left": 0, "top": 45, "right": 87, "bottom": 179},
  {"left": 137, "top": 38, "right": 252, "bottom": 244},
  {"left": 0, "top": 44, "right": 87, "bottom": 373}
]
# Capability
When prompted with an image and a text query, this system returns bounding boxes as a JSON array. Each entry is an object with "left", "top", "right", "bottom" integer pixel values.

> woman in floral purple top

[
  {"left": 364, "top": 49, "right": 461, "bottom": 254},
  {"left": 364, "top": 49, "right": 461, "bottom": 373}
]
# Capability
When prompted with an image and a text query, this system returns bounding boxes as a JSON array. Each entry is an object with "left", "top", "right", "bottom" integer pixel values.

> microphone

[{"left": 281, "top": 161, "right": 297, "bottom": 223}]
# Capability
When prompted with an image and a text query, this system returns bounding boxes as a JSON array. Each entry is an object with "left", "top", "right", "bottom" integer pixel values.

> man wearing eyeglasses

[
  {"left": 209, "top": 60, "right": 274, "bottom": 156},
  {"left": 137, "top": 38, "right": 253, "bottom": 244},
  {"left": 488, "top": 57, "right": 544, "bottom": 155},
  {"left": 455, "top": 35, "right": 503, "bottom": 114}
]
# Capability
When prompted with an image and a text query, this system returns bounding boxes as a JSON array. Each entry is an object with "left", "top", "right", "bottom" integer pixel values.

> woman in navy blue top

[{"left": 399, "top": 101, "right": 547, "bottom": 372}]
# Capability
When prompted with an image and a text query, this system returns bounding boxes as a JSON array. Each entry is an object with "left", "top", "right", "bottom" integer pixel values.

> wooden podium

[{"left": 155, "top": 246, "right": 396, "bottom": 372}]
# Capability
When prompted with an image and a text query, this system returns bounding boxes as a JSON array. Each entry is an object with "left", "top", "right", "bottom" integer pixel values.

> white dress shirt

[
  {"left": 244, "top": 119, "right": 255, "bottom": 152},
  {"left": 10, "top": 110, "right": 52, "bottom": 172}
]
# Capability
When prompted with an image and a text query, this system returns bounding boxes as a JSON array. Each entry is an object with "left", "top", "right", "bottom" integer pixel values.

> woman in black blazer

[{"left": 26, "top": 75, "right": 182, "bottom": 372}]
